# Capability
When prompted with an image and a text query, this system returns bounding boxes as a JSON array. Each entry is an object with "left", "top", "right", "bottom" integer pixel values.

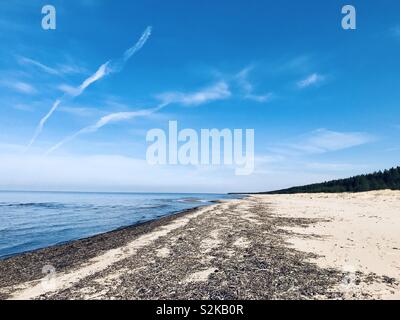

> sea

[{"left": 0, "top": 191, "right": 238, "bottom": 259}]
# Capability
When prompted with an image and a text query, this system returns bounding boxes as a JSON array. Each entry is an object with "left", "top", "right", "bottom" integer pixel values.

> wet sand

[{"left": 0, "top": 191, "right": 399, "bottom": 300}]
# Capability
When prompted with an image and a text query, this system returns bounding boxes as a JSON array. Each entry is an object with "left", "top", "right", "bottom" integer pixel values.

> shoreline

[
  {"left": 1, "top": 191, "right": 399, "bottom": 300},
  {"left": 0, "top": 204, "right": 211, "bottom": 262},
  {"left": 0, "top": 205, "right": 210, "bottom": 294}
]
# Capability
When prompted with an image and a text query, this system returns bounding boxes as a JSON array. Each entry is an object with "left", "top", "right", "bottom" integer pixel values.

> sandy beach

[{"left": 0, "top": 190, "right": 399, "bottom": 300}]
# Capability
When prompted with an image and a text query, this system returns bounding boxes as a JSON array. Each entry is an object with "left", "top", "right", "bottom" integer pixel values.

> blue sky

[{"left": 0, "top": 0, "right": 399, "bottom": 192}]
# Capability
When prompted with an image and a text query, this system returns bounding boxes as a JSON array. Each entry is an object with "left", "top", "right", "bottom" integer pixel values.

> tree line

[{"left": 262, "top": 166, "right": 400, "bottom": 194}]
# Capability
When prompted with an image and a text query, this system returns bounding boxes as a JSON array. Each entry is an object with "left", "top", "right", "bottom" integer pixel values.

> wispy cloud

[
  {"left": 57, "top": 84, "right": 81, "bottom": 95},
  {"left": 18, "top": 55, "right": 88, "bottom": 77},
  {"left": 27, "top": 26, "right": 152, "bottom": 149},
  {"left": 244, "top": 93, "right": 273, "bottom": 103},
  {"left": 46, "top": 103, "right": 167, "bottom": 154},
  {"left": 17, "top": 56, "right": 60, "bottom": 75},
  {"left": 57, "top": 63, "right": 87, "bottom": 75},
  {"left": 156, "top": 81, "right": 231, "bottom": 106},
  {"left": 295, "top": 129, "right": 374, "bottom": 153},
  {"left": 297, "top": 73, "right": 324, "bottom": 88},
  {"left": 48, "top": 77, "right": 234, "bottom": 154},
  {"left": 268, "top": 129, "right": 375, "bottom": 156},
  {"left": 235, "top": 67, "right": 273, "bottom": 103},
  {"left": 14, "top": 81, "right": 37, "bottom": 94},
  {"left": 59, "top": 106, "right": 100, "bottom": 117},
  {"left": 2, "top": 80, "right": 37, "bottom": 94}
]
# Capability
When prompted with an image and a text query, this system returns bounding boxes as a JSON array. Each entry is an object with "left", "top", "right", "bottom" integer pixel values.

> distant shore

[{"left": 1, "top": 191, "right": 399, "bottom": 300}]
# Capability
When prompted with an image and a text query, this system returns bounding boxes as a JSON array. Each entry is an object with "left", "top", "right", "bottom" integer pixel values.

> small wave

[
  {"left": 138, "top": 204, "right": 169, "bottom": 209},
  {"left": 175, "top": 198, "right": 209, "bottom": 203},
  {"left": 0, "top": 202, "right": 66, "bottom": 209}
]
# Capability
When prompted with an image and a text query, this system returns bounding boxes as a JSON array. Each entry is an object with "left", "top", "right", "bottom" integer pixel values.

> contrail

[
  {"left": 26, "top": 62, "right": 108, "bottom": 149},
  {"left": 27, "top": 99, "right": 61, "bottom": 148},
  {"left": 28, "top": 26, "right": 152, "bottom": 149},
  {"left": 71, "top": 62, "right": 109, "bottom": 97},
  {"left": 124, "top": 26, "right": 152, "bottom": 61},
  {"left": 45, "top": 102, "right": 167, "bottom": 155},
  {"left": 106, "top": 26, "right": 152, "bottom": 73}
]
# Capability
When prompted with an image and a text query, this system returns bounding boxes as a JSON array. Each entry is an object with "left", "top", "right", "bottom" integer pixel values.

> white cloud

[
  {"left": 294, "top": 129, "right": 374, "bottom": 153},
  {"left": 245, "top": 93, "right": 273, "bottom": 103},
  {"left": 297, "top": 73, "right": 324, "bottom": 88},
  {"left": 157, "top": 81, "right": 231, "bottom": 106},
  {"left": 236, "top": 67, "right": 254, "bottom": 92},
  {"left": 57, "top": 63, "right": 87, "bottom": 75},
  {"left": 57, "top": 84, "right": 80, "bottom": 95},
  {"left": 18, "top": 56, "right": 88, "bottom": 76},
  {"left": 17, "top": 56, "right": 60, "bottom": 75},
  {"left": 3, "top": 80, "right": 37, "bottom": 94},
  {"left": 82, "top": 107, "right": 163, "bottom": 133},
  {"left": 250, "top": 129, "right": 377, "bottom": 190},
  {"left": 49, "top": 78, "right": 233, "bottom": 154},
  {"left": 46, "top": 103, "right": 167, "bottom": 154},
  {"left": 235, "top": 67, "right": 273, "bottom": 103},
  {"left": 268, "top": 129, "right": 375, "bottom": 157},
  {"left": 59, "top": 106, "right": 100, "bottom": 117}
]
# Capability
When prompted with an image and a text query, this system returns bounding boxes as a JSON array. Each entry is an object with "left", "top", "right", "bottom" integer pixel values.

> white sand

[
  {"left": 233, "top": 237, "right": 251, "bottom": 249},
  {"left": 257, "top": 190, "right": 400, "bottom": 299},
  {"left": 183, "top": 268, "right": 218, "bottom": 284}
]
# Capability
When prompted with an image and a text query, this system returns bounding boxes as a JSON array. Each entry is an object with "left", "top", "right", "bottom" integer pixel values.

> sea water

[{"left": 0, "top": 191, "right": 238, "bottom": 259}]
